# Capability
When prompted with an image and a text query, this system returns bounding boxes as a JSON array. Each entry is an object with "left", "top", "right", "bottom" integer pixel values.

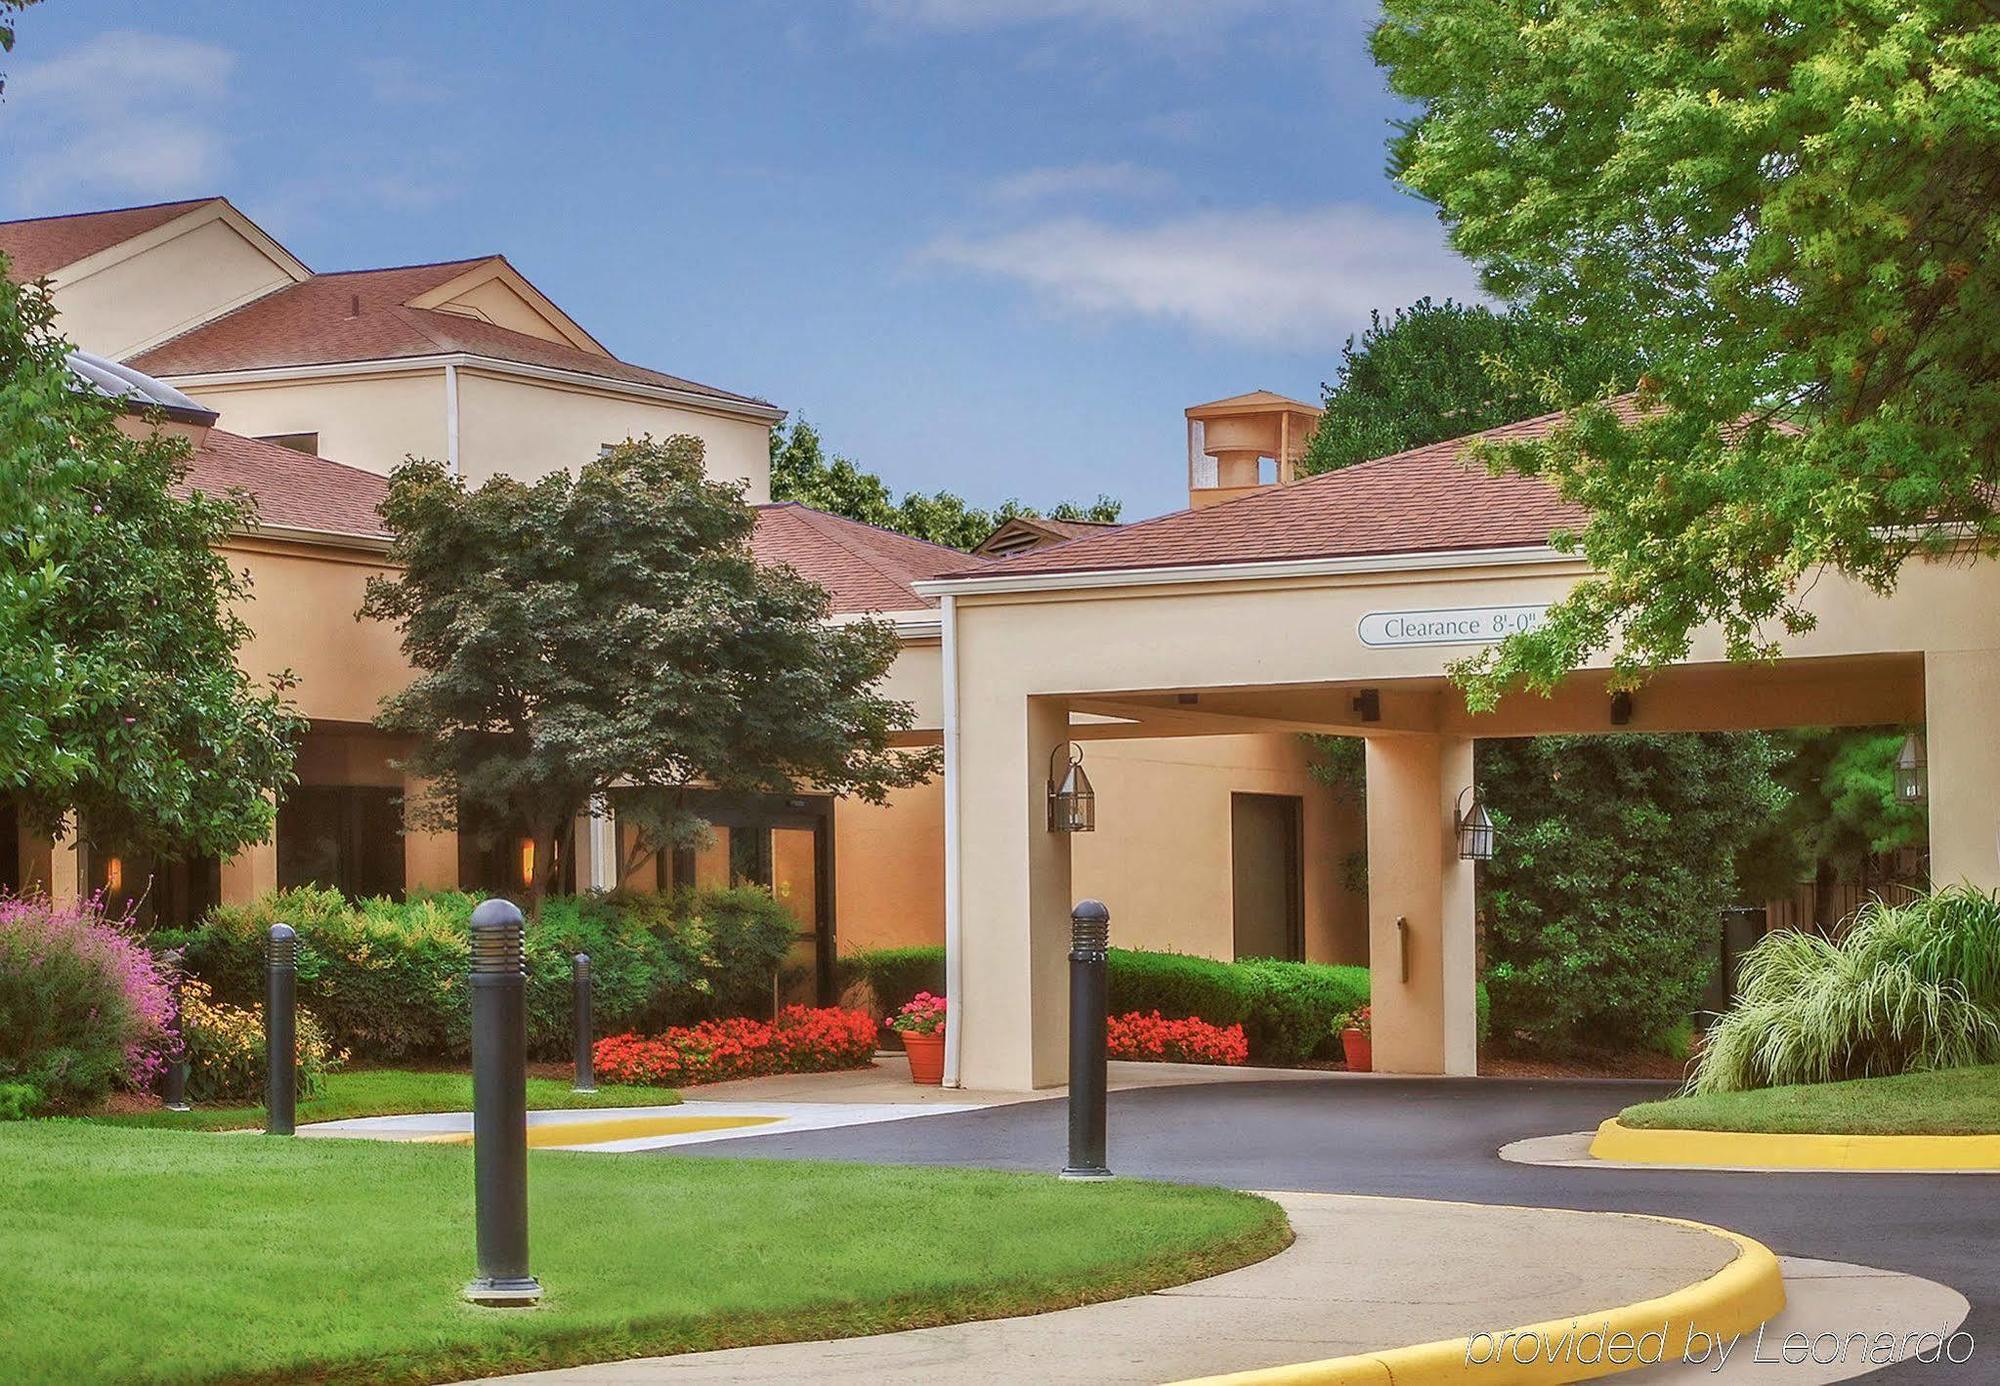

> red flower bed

[
  {"left": 594, "top": 1006, "right": 878, "bottom": 1086},
  {"left": 1106, "top": 1010, "right": 1248, "bottom": 1066}
]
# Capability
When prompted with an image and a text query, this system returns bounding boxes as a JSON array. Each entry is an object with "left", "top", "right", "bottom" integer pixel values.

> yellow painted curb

[
  {"left": 1169, "top": 1209, "right": 1784, "bottom": 1386},
  {"left": 1589, "top": 1117, "right": 2000, "bottom": 1171},
  {"left": 418, "top": 1113, "right": 780, "bottom": 1148}
]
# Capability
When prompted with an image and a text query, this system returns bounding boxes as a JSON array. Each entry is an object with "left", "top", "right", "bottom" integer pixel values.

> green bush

[
  {"left": 1692, "top": 887, "right": 2000, "bottom": 1093},
  {"left": 1233, "top": 959, "right": 1370, "bottom": 1064},
  {"left": 0, "top": 1080, "right": 41, "bottom": 1121},
  {"left": 177, "top": 978, "right": 339, "bottom": 1102},
  {"left": 167, "top": 886, "right": 795, "bottom": 1063},
  {"left": 839, "top": 946, "right": 947, "bottom": 1015},
  {"left": 1108, "top": 949, "right": 1256, "bottom": 1027}
]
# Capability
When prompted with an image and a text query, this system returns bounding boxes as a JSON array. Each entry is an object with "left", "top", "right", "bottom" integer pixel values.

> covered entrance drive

[{"left": 916, "top": 417, "right": 2000, "bottom": 1092}]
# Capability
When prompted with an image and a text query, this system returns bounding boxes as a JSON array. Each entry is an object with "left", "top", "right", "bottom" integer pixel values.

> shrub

[
  {"left": 168, "top": 886, "right": 796, "bottom": 1063},
  {"left": 0, "top": 896, "right": 174, "bottom": 1110},
  {"left": 1692, "top": 887, "right": 2000, "bottom": 1093},
  {"left": 0, "top": 1081, "right": 41, "bottom": 1121},
  {"left": 176, "top": 977, "right": 339, "bottom": 1103},
  {"left": 840, "top": 946, "right": 947, "bottom": 1016},
  {"left": 1108, "top": 949, "right": 1256, "bottom": 1027},
  {"left": 1107, "top": 1012, "right": 1248, "bottom": 1066},
  {"left": 1233, "top": 959, "right": 1369, "bottom": 1064},
  {"left": 593, "top": 1006, "right": 879, "bottom": 1085}
]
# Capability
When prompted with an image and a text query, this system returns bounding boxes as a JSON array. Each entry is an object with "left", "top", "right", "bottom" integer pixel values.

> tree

[
  {"left": 770, "top": 418, "right": 1120, "bottom": 550},
  {"left": 1479, "top": 734, "right": 1789, "bottom": 1053},
  {"left": 1302, "top": 299, "right": 1636, "bottom": 475},
  {"left": 0, "top": 263, "right": 303, "bottom": 862},
  {"left": 361, "top": 437, "right": 939, "bottom": 916},
  {"left": 1374, "top": 2, "right": 2000, "bottom": 706}
]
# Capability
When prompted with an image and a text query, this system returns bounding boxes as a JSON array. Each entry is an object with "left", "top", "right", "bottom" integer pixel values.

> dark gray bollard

[
  {"left": 465, "top": 898, "right": 542, "bottom": 1306},
  {"left": 160, "top": 945, "right": 191, "bottom": 1112},
  {"left": 572, "top": 952, "right": 596, "bottom": 1094},
  {"left": 265, "top": 924, "right": 297, "bottom": 1135},
  {"left": 1061, "top": 899, "right": 1112, "bottom": 1181}
]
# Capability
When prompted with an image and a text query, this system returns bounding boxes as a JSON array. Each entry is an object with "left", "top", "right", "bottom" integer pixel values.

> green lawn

[
  {"left": 1620, "top": 1064, "right": 2000, "bottom": 1135},
  {"left": 87, "top": 1068, "right": 682, "bottom": 1131},
  {"left": 0, "top": 1123, "right": 1287, "bottom": 1385}
]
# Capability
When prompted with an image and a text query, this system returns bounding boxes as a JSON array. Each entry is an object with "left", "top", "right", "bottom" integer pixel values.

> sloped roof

[
  {"left": 182, "top": 430, "right": 391, "bottom": 540},
  {"left": 931, "top": 408, "right": 1596, "bottom": 581},
  {"left": 131, "top": 257, "right": 774, "bottom": 410},
  {"left": 752, "top": 503, "right": 974, "bottom": 614},
  {"left": 1186, "top": 389, "right": 1320, "bottom": 415},
  {"left": 0, "top": 198, "right": 215, "bottom": 281},
  {"left": 972, "top": 513, "right": 1121, "bottom": 558}
]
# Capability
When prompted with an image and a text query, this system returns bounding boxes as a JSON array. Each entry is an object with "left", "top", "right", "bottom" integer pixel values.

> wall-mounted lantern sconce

[
  {"left": 1352, "top": 689, "right": 1381, "bottom": 724},
  {"left": 1895, "top": 733, "right": 1928, "bottom": 806},
  {"left": 1048, "top": 742, "right": 1097, "bottom": 834},
  {"left": 1610, "top": 690, "right": 1634, "bottom": 726},
  {"left": 1453, "top": 786, "right": 1496, "bottom": 861}
]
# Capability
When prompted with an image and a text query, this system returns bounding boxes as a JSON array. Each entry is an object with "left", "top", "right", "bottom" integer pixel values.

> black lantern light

[
  {"left": 1895, "top": 732, "right": 1928, "bottom": 806},
  {"left": 1048, "top": 742, "right": 1096, "bottom": 833},
  {"left": 1454, "top": 786, "right": 1495, "bottom": 861}
]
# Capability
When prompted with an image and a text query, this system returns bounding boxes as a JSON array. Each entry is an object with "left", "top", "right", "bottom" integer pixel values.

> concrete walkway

[
  {"left": 679, "top": 1052, "right": 1361, "bottom": 1106},
  {"left": 471, "top": 1191, "right": 1748, "bottom": 1384}
]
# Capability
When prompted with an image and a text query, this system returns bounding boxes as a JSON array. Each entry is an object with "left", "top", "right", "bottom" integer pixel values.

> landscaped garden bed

[
  {"left": 0, "top": 1123, "right": 1289, "bottom": 1385},
  {"left": 1620, "top": 1065, "right": 2000, "bottom": 1136}
]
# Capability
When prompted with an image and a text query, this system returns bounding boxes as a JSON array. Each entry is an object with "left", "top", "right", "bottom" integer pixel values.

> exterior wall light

[
  {"left": 1454, "top": 786, "right": 1496, "bottom": 861},
  {"left": 1048, "top": 742, "right": 1096, "bottom": 834},
  {"left": 1894, "top": 733, "right": 1928, "bottom": 806}
]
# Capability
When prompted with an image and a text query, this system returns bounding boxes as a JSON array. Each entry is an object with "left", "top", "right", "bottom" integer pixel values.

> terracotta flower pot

[
  {"left": 1340, "top": 1027, "right": 1372, "bottom": 1073},
  {"left": 902, "top": 1029, "right": 946, "bottom": 1085}
]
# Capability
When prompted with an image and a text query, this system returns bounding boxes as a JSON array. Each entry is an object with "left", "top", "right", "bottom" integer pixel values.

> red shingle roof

[
  {"left": 932, "top": 409, "right": 1594, "bottom": 581},
  {"left": 130, "top": 257, "right": 771, "bottom": 408},
  {"left": 182, "top": 430, "right": 390, "bottom": 540},
  {"left": 752, "top": 503, "right": 975, "bottom": 613},
  {"left": 0, "top": 198, "right": 215, "bottom": 281}
]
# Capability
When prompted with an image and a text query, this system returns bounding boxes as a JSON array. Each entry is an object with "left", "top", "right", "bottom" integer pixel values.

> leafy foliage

[
  {"left": 1737, "top": 727, "right": 1929, "bottom": 911},
  {"left": 770, "top": 417, "right": 1120, "bottom": 550},
  {"left": 1375, "top": 2, "right": 2000, "bottom": 701},
  {"left": 176, "top": 976, "right": 338, "bottom": 1103},
  {"left": 0, "top": 263, "right": 302, "bottom": 860},
  {"left": 1693, "top": 887, "right": 2000, "bottom": 1092},
  {"left": 1301, "top": 299, "right": 1636, "bottom": 475},
  {"left": 361, "top": 437, "right": 935, "bottom": 914},
  {"left": 1480, "top": 734, "right": 1788, "bottom": 1053}
]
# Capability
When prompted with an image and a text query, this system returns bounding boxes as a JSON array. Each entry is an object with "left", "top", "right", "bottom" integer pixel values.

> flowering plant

[
  {"left": 595, "top": 1005, "right": 878, "bottom": 1086},
  {"left": 176, "top": 977, "right": 340, "bottom": 1103},
  {"left": 1106, "top": 1011, "right": 1248, "bottom": 1066},
  {"left": 888, "top": 991, "right": 947, "bottom": 1036},
  {"left": 0, "top": 894, "right": 174, "bottom": 1111},
  {"left": 1342, "top": 1005, "right": 1371, "bottom": 1036}
]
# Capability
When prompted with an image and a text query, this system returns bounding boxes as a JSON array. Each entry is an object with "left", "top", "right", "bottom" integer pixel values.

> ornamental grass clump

[
  {"left": 0, "top": 895, "right": 175, "bottom": 1112},
  {"left": 1692, "top": 887, "right": 2000, "bottom": 1094}
]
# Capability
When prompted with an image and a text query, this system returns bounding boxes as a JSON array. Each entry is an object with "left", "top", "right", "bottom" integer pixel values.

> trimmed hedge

[
  {"left": 843, "top": 944, "right": 1485, "bottom": 1067},
  {"left": 160, "top": 886, "right": 794, "bottom": 1063}
]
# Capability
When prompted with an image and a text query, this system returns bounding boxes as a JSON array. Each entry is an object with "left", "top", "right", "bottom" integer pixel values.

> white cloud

[
  {"left": 923, "top": 204, "right": 1486, "bottom": 347},
  {"left": 985, "top": 161, "right": 1174, "bottom": 206},
  {"left": 5, "top": 32, "right": 235, "bottom": 204}
]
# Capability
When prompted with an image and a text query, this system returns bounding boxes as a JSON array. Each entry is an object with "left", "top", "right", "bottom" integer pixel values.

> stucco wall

[
  {"left": 52, "top": 215, "right": 297, "bottom": 360},
  {"left": 455, "top": 369, "right": 771, "bottom": 500},
  {"left": 226, "top": 539, "right": 410, "bottom": 726},
  {"left": 184, "top": 372, "right": 448, "bottom": 478},
  {"left": 835, "top": 777, "right": 946, "bottom": 954}
]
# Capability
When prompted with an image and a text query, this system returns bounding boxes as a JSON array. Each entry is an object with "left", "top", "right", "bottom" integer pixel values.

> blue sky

[{"left": 0, "top": 1, "right": 1480, "bottom": 518}]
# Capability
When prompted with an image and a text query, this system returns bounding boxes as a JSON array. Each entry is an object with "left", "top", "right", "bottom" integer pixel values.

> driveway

[{"left": 655, "top": 1074, "right": 1994, "bottom": 1384}]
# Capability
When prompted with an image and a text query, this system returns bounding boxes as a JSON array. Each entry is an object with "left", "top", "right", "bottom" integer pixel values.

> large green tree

[
  {"left": 1302, "top": 299, "right": 1637, "bottom": 475},
  {"left": 362, "top": 437, "right": 938, "bottom": 916},
  {"left": 0, "top": 263, "right": 302, "bottom": 862},
  {"left": 1375, "top": 1, "right": 2000, "bottom": 705},
  {"left": 770, "top": 418, "right": 1120, "bottom": 550}
]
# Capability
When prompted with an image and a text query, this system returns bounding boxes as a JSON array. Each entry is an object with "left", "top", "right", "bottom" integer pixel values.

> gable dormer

[{"left": 402, "top": 256, "right": 611, "bottom": 356}]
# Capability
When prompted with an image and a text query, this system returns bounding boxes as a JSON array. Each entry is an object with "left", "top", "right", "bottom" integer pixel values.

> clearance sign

[{"left": 1357, "top": 604, "right": 1549, "bottom": 648}]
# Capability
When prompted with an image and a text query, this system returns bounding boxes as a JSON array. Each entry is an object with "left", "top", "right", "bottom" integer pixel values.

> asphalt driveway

[{"left": 659, "top": 1075, "right": 1994, "bottom": 1383}]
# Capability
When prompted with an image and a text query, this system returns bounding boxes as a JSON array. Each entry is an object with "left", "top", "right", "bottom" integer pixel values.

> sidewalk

[
  {"left": 678, "top": 1052, "right": 1359, "bottom": 1106},
  {"left": 468, "top": 1192, "right": 1754, "bottom": 1384}
]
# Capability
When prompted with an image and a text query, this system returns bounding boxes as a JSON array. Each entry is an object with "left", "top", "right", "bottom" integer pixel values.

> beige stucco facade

[{"left": 922, "top": 548, "right": 2000, "bottom": 1090}]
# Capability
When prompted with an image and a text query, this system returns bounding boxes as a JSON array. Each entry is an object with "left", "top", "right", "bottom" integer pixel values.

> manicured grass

[
  {"left": 0, "top": 1123, "right": 1288, "bottom": 1385},
  {"left": 1620, "top": 1064, "right": 2000, "bottom": 1136},
  {"left": 86, "top": 1068, "right": 681, "bottom": 1131}
]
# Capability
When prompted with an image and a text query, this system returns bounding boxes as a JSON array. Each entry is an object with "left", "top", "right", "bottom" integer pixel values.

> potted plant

[
  {"left": 890, "top": 992, "right": 948, "bottom": 1085},
  {"left": 1339, "top": 1004, "right": 1372, "bottom": 1073}
]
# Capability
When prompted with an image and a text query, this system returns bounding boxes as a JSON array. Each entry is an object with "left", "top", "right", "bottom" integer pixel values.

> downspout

[
  {"left": 444, "top": 361, "right": 461, "bottom": 477},
  {"left": 940, "top": 592, "right": 965, "bottom": 1088}
]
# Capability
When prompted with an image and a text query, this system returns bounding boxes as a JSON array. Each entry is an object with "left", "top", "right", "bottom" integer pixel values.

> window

[
  {"left": 278, "top": 786, "right": 404, "bottom": 901},
  {"left": 457, "top": 801, "right": 575, "bottom": 901},
  {"left": 257, "top": 432, "right": 319, "bottom": 456},
  {"left": 82, "top": 843, "right": 218, "bottom": 927}
]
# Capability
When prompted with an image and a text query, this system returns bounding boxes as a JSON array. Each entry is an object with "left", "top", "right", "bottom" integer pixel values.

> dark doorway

[
  {"left": 1232, "top": 792, "right": 1303, "bottom": 961},
  {"left": 280, "top": 785, "right": 406, "bottom": 901}
]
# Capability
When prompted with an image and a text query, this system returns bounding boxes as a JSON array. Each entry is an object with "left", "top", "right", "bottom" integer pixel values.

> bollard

[
  {"left": 265, "top": 924, "right": 297, "bottom": 1135},
  {"left": 465, "top": 898, "right": 542, "bottom": 1306},
  {"left": 160, "top": 945, "right": 191, "bottom": 1112},
  {"left": 572, "top": 952, "right": 596, "bottom": 1094},
  {"left": 1061, "top": 899, "right": 1112, "bottom": 1181}
]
